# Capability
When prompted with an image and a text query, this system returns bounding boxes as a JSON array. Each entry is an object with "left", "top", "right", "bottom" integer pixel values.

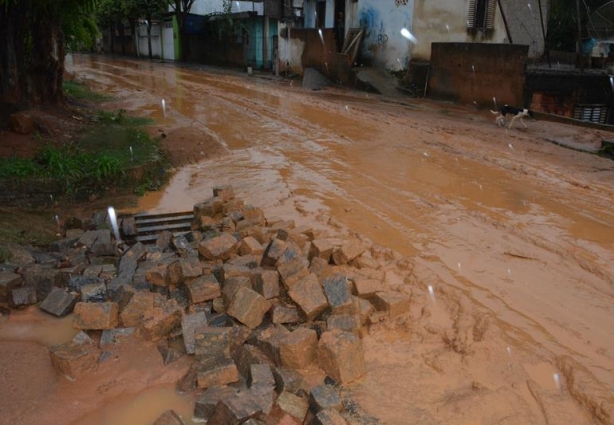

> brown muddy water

[{"left": 9, "top": 54, "right": 611, "bottom": 424}]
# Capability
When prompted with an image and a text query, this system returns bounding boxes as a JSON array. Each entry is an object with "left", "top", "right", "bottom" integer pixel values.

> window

[
  {"left": 573, "top": 104, "right": 608, "bottom": 124},
  {"left": 467, "top": 0, "right": 496, "bottom": 31}
]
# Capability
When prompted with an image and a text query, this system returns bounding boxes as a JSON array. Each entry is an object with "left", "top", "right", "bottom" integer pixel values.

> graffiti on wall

[{"left": 395, "top": 0, "right": 408, "bottom": 6}]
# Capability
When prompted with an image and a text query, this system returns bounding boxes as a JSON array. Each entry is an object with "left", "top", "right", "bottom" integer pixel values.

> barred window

[{"left": 467, "top": 0, "right": 496, "bottom": 31}]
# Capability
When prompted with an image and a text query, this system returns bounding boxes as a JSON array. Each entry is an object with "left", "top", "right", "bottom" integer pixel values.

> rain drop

[
  {"left": 507, "top": 268, "right": 512, "bottom": 278},
  {"left": 161, "top": 99, "right": 166, "bottom": 118},
  {"left": 458, "top": 262, "right": 462, "bottom": 272},
  {"left": 508, "top": 143, "right": 514, "bottom": 150},
  {"left": 527, "top": 3, "right": 533, "bottom": 12},
  {"left": 553, "top": 372, "right": 562, "bottom": 391},
  {"left": 107, "top": 206, "right": 121, "bottom": 243},
  {"left": 345, "top": 105, "right": 349, "bottom": 113},
  {"left": 400, "top": 28, "right": 418, "bottom": 44},
  {"left": 422, "top": 152, "right": 429, "bottom": 158},
  {"left": 445, "top": 24, "right": 450, "bottom": 32},
  {"left": 129, "top": 146, "right": 134, "bottom": 162},
  {"left": 428, "top": 285, "right": 436, "bottom": 302},
  {"left": 506, "top": 346, "right": 512, "bottom": 356}
]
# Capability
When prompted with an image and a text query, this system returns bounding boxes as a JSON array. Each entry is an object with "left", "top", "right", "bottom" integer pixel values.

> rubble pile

[{"left": 0, "top": 186, "right": 412, "bottom": 424}]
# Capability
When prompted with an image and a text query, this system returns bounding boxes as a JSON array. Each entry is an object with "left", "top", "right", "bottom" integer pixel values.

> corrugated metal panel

[
  {"left": 485, "top": 0, "right": 497, "bottom": 30},
  {"left": 467, "top": 0, "right": 477, "bottom": 28}
]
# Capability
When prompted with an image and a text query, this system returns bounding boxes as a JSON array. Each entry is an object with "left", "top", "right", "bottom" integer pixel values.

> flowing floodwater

[{"left": 56, "top": 54, "right": 614, "bottom": 423}]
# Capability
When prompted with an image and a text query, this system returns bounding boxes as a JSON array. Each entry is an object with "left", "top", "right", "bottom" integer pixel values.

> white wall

[
  {"left": 190, "top": 0, "right": 263, "bottom": 16},
  {"left": 278, "top": 24, "right": 306, "bottom": 74},
  {"left": 161, "top": 20, "right": 175, "bottom": 60},
  {"left": 411, "top": 0, "right": 508, "bottom": 61},
  {"left": 348, "top": 0, "right": 415, "bottom": 70}
]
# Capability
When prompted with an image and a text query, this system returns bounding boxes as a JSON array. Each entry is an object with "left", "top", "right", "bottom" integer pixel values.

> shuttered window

[
  {"left": 573, "top": 104, "right": 608, "bottom": 124},
  {"left": 467, "top": 0, "right": 496, "bottom": 31}
]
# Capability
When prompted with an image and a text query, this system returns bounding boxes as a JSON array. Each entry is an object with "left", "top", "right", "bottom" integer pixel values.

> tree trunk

[
  {"left": 0, "top": 1, "right": 65, "bottom": 107},
  {"left": 0, "top": 4, "right": 24, "bottom": 105},
  {"left": 110, "top": 24, "right": 116, "bottom": 54}
]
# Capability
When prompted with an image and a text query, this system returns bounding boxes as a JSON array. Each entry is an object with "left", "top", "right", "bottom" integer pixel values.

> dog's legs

[
  {"left": 521, "top": 117, "right": 527, "bottom": 128},
  {"left": 508, "top": 115, "right": 517, "bottom": 129}
]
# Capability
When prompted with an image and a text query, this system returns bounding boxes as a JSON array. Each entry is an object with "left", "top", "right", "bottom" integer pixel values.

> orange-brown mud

[{"left": 2, "top": 53, "right": 614, "bottom": 424}]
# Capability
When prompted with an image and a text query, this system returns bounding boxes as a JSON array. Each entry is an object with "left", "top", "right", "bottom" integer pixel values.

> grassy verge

[{"left": 0, "top": 82, "right": 170, "bottom": 258}]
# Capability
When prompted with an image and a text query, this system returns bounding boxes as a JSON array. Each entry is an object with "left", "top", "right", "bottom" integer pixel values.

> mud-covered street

[{"left": 18, "top": 54, "right": 614, "bottom": 423}]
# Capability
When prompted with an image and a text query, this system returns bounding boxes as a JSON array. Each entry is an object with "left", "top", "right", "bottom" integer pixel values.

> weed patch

[{"left": 63, "top": 80, "right": 112, "bottom": 103}]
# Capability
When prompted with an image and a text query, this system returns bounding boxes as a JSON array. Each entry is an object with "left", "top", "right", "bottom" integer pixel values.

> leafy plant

[{"left": 63, "top": 80, "right": 112, "bottom": 103}]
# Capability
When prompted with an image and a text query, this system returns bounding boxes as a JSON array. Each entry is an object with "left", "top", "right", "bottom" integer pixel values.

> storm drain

[{"left": 121, "top": 211, "right": 194, "bottom": 243}]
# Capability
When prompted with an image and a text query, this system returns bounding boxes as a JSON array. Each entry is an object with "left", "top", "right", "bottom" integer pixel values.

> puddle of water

[
  {"left": 0, "top": 308, "right": 78, "bottom": 347},
  {"left": 72, "top": 384, "right": 196, "bottom": 425}
]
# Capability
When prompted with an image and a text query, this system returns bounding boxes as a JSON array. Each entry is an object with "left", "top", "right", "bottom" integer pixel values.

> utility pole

[
  {"left": 537, "top": 0, "right": 550, "bottom": 67},
  {"left": 575, "top": 0, "right": 582, "bottom": 54}
]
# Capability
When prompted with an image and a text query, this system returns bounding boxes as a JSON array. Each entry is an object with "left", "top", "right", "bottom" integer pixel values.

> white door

[{"left": 162, "top": 20, "right": 175, "bottom": 60}]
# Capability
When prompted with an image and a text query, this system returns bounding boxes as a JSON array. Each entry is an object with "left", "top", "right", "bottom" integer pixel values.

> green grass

[
  {"left": 0, "top": 108, "right": 167, "bottom": 200},
  {"left": 63, "top": 80, "right": 112, "bottom": 103}
]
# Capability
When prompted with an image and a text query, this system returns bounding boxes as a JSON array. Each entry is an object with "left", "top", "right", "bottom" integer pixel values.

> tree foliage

[{"left": 547, "top": 0, "right": 610, "bottom": 51}]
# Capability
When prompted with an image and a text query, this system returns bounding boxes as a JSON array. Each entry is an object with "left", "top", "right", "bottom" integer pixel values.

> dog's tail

[{"left": 490, "top": 110, "right": 500, "bottom": 115}]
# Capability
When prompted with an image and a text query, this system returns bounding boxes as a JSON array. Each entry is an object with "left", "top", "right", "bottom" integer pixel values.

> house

[{"left": 277, "top": 0, "right": 548, "bottom": 77}]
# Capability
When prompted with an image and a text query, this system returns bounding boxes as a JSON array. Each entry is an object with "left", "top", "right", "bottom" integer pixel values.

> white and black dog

[{"left": 490, "top": 105, "right": 534, "bottom": 129}]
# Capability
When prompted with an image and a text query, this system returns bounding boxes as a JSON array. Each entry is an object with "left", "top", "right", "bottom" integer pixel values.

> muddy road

[{"left": 66, "top": 54, "right": 614, "bottom": 424}]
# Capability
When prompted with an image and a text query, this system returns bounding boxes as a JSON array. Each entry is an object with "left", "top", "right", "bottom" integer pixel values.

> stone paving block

[
  {"left": 158, "top": 344, "right": 185, "bottom": 366},
  {"left": 227, "top": 287, "right": 271, "bottom": 329},
  {"left": 6, "top": 245, "right": 35, "bottom": 267},
  {"left": 288, "top": 273, "right": 329, "bottom": 321},
  {"left": 322, "top": 274, "right": 354, "bottom": 314},
  {"left": 277, "top": 258, "right": 310, "bottom": 290},
  {"left": 194, "top": 386, "right": 238, "bottom": 422},
  {"left": 353, "top": 296, "right": 375, "bottom": 326},
  {"left": 196, "top": 357, "right": 240, "bottom": 389},
  {"left": 251, "top": 268, "right": 280, "bottom": 300},
  {"left": 213, "top": 185, "right": 235, "bottom": 201},
  {"left": 234, "top": 344, "right": 275, "bottom": 380},
  {"left": 49, "top": 236, "right": 80, "bottom": 253},
  {"left": 8, "top": 286, "right": 37, "bottom": 308},
  {"left": 76, "top": 230, "right": 101, "bottom": 249},
  {"left": 372, "top": 291, "right": 411, "bottom": 318},
  {"left": 80, "top": 281, "right": 107, "bottom": 303},
  {"left": 186, "top": 274, "right": 221, "bottom": 304},
  {"left": 326, "top": 314, "right": 361, "bottom": 335},
  {"left": 39, "top": 287, "right": 77, "bottom": 317},
  {"left": 227, "top": 255, "right": 260, "bottom": 270},
  {"left": 194, "top": 326, "right": 233, "bottom": 360},
  {"left": 331, "top": 240, "right": 366, "bottom": 265},
  {"left": 182, "top": 311, "right": 208, "bottom": 354},
  {"left": 194, "top": 196, "right": 224, "bottom": 219},
  {"left": 272, "top": 367, "right": 307, "bottom": 395},
  {"left": 170, "top": 257, "right": 203, "bottom": 284},
  {"left": 315, "top": 408, "right": 348, "bottom": 425},
  {"left": 309, "top": 384, "right": 342, "bottom": 413},
  {"left": 309, "top": 257, "right": 330, "bottom": 279},
  {"left": 73, "top": 302, "right": 119, "bottom": 330},
  {"left": 120, "top": 291, "right": 154, "bottom": 327},
  {"left": 155, "top": 230, "right": 173, "bottom": 252},
  {"left": 99, "top": 327, "right": 135, "bottom": 347},
  {"left": 309, "top": 239, "right": 334, "bottom": 262},
  {"left": 242, "top": 205, "right": 266, "bottom": 226},
  {"left": 153, "top": 409, "right": 184, "bottom": 425},
  {"left": 249, "top": 363, "right": 275, "bottom": 390},
  {"left": 271, "top": 304, "right": 302, "bottom": 325},
  {"left": 22, "top": 264, "right": 58, "bottom": 302},
  {"left": 49, "top": 331, "right": 99, "bottom": 381},
  {"left": 146, "top": 263, "right": 170, "bottom": 287},
  {"left": 280, "top": 327, "right": 318, "bottom": 369},
  {"left": 318, "top": 330, "right": 366, "bottom": 384},
  {"left": 141, "top": 299, "right": 182, "bottom": 341},
  {"left": 83, "top": 265, "right": 102, "bottom": 278},
  {"left": 199, "top": 233, "right": 239, "bottom": 261},
  {"left": 352, "top": 278, "right": 382, "bottom": 300},
  {"left": 220, "top": 263, "right": 252, "bottom": 283},
  {"left": 261, "top": 239, "right": 287, "bottom": 268},
  {"left": 208, "top": 389, "right": 263, "bottom": 424},
  {"left": 222, "top": 275, "right": 252, "bottom": 307},
  {"left": 240, "top": 236, "right": 264, "bottom": 256},
  {"left": 273, "top": 391, "right": 309, "bottom": 423},
  {"left": 255, "top": 325, "right": 291, "bottom": 366},
  {"left": 349, "top": 254, "right": 379, "bottom": 270}
]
